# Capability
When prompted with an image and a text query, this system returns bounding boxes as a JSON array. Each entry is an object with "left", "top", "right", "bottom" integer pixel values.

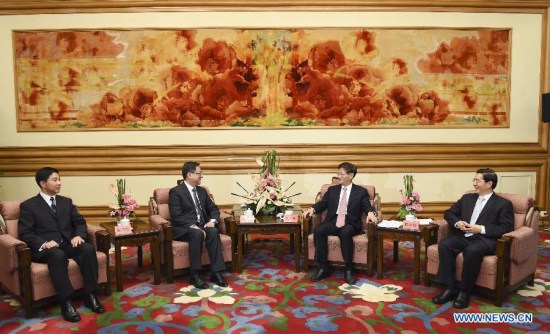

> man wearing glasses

[
  {"left": 303, "top": 162, "right": 379, "bottom": 284},
  {"left": 169, "top": 161, "right": 228, "bottom": 289},
  {"left": 432, "top": 168, "right": 514, "bottom": 309}
]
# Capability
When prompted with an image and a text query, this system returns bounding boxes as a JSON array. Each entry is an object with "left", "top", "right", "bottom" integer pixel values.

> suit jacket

[
  {"left": 444, "top": 192, "right": 514, "bottom": 245},
  {"left": 18, "top": 194, "right": 88, "bottom": 257},
  {"left": 169, "top": 184, "right": 221, "bottom": 240},
  {"left": 312, "top": 184, "right": 375, "bottom": 233}
]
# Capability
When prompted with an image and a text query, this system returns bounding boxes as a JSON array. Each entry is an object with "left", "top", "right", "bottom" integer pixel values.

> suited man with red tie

[
  {"left": 18, "top": 167, "right": 105, "bottom": 322},
  {"left": 169, "top": 161, "right": 228, "bottom": 289},
  {"left": 432, "top": 168, "right": 514, "bottom": 308},
  {"left": 304, "top": 162, "right": 379, "bottom": 284}
]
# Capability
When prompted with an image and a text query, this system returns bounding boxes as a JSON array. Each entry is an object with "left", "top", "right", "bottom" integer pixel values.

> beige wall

[{"left": 0, "top": 5, "right": 547, "bottom": 215}]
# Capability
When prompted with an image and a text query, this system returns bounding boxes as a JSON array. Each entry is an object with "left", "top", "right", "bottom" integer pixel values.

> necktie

[
  {"left": 192, "top": 188, "right": 205, "bottom": 225},
  {"left": 50, "top": 196, "right": 57, "bottom": 215},
  {"left": 465, "top": 196, "right": 485, "bottom": 237},
  {"left": 336, "top": 187, "right": 348, "bottom": 228}
]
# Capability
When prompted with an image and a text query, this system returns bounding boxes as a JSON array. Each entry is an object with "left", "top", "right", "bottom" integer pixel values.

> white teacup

[{"left": 405, "top": 214, "right": 416, "bottom": 221}]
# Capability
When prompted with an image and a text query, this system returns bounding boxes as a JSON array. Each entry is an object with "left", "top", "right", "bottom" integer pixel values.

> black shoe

[
  {"left": 432, "top": 288, "right": 458, "bottom": 304},
  {"left": 61, "top": 301, "right": 81, "bottom": 322},
  {"left": 190, "top": 274, "right": 209, "bottom": 289},
  {"left": 311, "top": 268, "right": 330, "bottom": 282},
  {"left": 210, "top": 272, "right": 228, "bottom": 287},
  {"left": 453, "top": 291, "right": 470, "bottom": 309},
  {"left": 344, "top": 269, "right": 356, "bottom": 285},
  {"left": 84, "top": 294, "right": 105, "bottom": 314}
]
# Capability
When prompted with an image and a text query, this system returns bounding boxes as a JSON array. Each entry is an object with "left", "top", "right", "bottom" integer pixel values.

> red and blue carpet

[{"left": 1, "top": 232, "right": 549, "bottom": 333}]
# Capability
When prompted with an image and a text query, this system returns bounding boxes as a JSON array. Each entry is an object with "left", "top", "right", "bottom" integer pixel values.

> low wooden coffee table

[
  {"left": 376, "top": 223, "right": 438, "bottom": 285},
  {"left": 231, "top": 205, "right": 302, "bottom": 273},
  {"left": 100, "top": 219, "right": 161, "bottom": 292}
]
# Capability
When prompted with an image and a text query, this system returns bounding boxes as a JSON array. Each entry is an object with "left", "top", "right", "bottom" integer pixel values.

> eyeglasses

[
  {"left": 472, "top": 178, "right": 485, "bottom": 184},
  {"left": 337, "top": 173, "right": 350, "bottom": 177},
  {"left": 190, "top": 172, "right": 204, "bottom": 176}
]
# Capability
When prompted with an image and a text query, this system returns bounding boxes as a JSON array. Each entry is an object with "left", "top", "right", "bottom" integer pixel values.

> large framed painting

[{"left": 14, "top": 28, "right": 510, "bottom": 131}]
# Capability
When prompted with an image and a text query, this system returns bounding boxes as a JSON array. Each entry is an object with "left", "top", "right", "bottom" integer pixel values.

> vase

[
  {"left": 118, "top": 216, "right": 131, "bottom": 225},
  {"left": 258, "top": 205, "right": 279, "bottom": 216}
]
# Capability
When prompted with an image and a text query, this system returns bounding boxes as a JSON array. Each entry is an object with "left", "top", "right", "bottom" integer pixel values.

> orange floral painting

[{"left": 13, "top": 28, "right": 510, "bottom": 131}]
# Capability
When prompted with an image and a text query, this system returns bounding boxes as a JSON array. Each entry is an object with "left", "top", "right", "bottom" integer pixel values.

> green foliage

[{"left": 259, "top": 149, "right": 280, "bottom": 176}]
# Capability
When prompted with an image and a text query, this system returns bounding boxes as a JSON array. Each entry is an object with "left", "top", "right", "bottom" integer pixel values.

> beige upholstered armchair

[
  {"left": 425, "top": 193, "right": 539, "bottom": 306},
  {"left": 148, "top": 186, "right": 233, "bottom": 283},
  {"left": 0, "top": 200, "right": 111, "bottom": 318},
  {"left": 303, "top": 184, "right": 381, "bottom": 275}
]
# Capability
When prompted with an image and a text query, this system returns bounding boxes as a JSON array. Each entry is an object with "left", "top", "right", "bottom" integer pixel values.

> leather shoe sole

[
  {"left": 311, "top": 268, "right": 330, "bottom": 282},
  {"left": 453, "top": 292, "right": 470, "bottom": 309},
  {"left": 432, "top": 289, "right": 458, "bottom": 304},
  {"left": 210, "top": 273, "right": 228, "bottom": 287}
]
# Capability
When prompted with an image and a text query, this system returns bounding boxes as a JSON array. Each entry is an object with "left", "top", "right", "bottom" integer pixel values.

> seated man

[
  {"left": 303, "top": 162, "right": 379, "bottom": 284},
  {"left": 432, "top": 168, "right": 514, "bottom": 308},
  {"left": 18, "top": 167, "right": 105, "bottom": 322},
  {"left": 169, "top": 161, "right": 228, "bottom": 289}
]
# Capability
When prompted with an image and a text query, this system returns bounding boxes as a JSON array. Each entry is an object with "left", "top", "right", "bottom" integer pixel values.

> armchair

[
  {"left": 425, "top": 192, "right": 539, "bottom": 306},
  {"left": 303, "top": 184, "right": 381, "bottom": 275},
  {"left": 148, "top": 185, "right": 233, "bottom": 283},
  {"left": 0, "top": 200, "right": 111, "bottom": 318}
]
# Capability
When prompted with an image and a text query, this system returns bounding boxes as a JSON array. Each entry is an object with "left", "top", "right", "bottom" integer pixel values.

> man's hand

[
  {"left": 462, "top": 223, "right": 482, "bottom": 235},
  {"left": 204, "top": 221, "right": 216, "bottom": 228},
  {"left": 367, "top": 212, "right": 378, "bottom": 224},
  {"left": 41, "top": 240, "right": 59, "bottom": 250},
  {"left": 191, "top": 224, "right": 206, "bottom": 238},
  {"left": 303, "top": 208, "right": 315, "bottom": 219},
  {"left": 71, "top": 236, "right": 84, "bottom": 247}
]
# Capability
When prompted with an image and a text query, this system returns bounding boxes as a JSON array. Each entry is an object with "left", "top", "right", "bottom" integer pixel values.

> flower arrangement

[
  {"left": 396, "top": 174, "right": 423, "bottom": 219},
  {"left": 232, "top": 150, "right": 300, "bottom": 215},
  {"left": 108, "top": 179, "right": 139, "bottom": 219}
]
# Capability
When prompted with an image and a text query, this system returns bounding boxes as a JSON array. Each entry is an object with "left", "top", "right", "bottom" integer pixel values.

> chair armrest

[
  {"left": 501, "top": 226, "right": 538, "bottom": 264},
  {"left": 86, "top": 223, "right": 106, "bottom": 250},
  {"left": 432, "top": 219, "right": 449, "bottom": 242},
  {"left": 373, "top": 192, "right": 382, "bottom": 218},
  {"left": 219, "top": 211, "right": 233, "bottom": 235},
  {"left": 0, "top": 234, "right": 27, "bottom": 272},
  {"left": 149, "top": 214, "right": 171, "bottom": 241}
]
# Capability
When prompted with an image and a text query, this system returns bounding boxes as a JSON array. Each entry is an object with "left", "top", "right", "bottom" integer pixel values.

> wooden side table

[
  {"left": 231, "top": 205, "right": 302, "bottom": 273},
  {"left": 376, "top": 223, "right": 438, "bottom": 285},
  {"left": 100, "top": 219, "right": 161, "bottom": 292}
]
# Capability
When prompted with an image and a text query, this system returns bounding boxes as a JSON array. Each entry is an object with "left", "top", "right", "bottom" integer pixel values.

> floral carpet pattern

[{"left": 1, "top": 232, "right": 549, "bottom": 333}]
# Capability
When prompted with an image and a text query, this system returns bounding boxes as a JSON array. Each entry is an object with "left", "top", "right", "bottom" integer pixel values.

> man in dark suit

[
  {"left": 432, "top": 168, "right": 514, "bottom": 308},
  {"left": 169, "top": 161, "right": 228, "bottom": 289},
  {"left": 303, "top": 162, "right": 379, "bottom": 284},
  {"left": 18, "top": 167, "right": 105, "bottom": 322}
]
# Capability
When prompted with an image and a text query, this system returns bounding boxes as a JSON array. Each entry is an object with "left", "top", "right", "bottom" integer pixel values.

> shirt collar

[
  {"left": 479, "top": 192, "right": 493, "bottom": 201},
  {"left": 183, "top": 181, "right": 195, "bottom": 193},
  {"left": 39, "top": 191, "right": 55, "bottom": 204}
]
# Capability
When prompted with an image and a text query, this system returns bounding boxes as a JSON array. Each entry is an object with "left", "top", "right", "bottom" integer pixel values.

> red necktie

[{"left": 336, "top": 187, "right": 348, "bottom": 228}]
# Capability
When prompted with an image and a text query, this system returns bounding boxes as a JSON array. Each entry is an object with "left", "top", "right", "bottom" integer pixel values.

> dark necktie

[
  {"left": 192, "top": 188, "right": 205, "bottom": 225},
  {"left": 50, "top": 196, "right": 57, "bottom": 215}
]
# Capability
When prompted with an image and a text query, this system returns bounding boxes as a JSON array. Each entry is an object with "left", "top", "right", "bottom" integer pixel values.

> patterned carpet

[{"left": 1, "top": 232, "right": 549, "bottom": 333}]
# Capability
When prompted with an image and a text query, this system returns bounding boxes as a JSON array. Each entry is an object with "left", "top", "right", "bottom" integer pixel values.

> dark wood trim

[{"left": 0, "top": 143, "right": 547, "bottom": 176}]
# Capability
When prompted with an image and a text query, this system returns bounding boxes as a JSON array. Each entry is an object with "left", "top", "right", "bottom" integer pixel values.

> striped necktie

[{"left": 50, "top": 196, "right": 57, "bottom": 215}]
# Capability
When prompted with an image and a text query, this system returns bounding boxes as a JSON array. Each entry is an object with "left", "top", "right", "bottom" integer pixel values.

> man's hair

[
  {"left": 182, "top": 161, "right": 200, "bottom": 179},
  {"left": 477, "top": 167, "right": 498, "bottom": 189},
  {"left": 35, "top": 167, "right": 59, "bottom": 186},
  {"left": 338, "top": 162, "right": 357, "bottom": 178}
]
